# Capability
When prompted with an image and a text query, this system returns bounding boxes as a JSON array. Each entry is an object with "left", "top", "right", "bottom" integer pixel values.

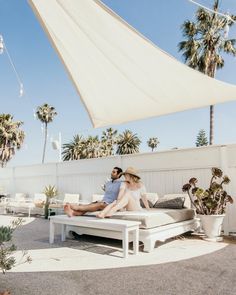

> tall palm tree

[
  {"left": 62, "top": 135, "right": 86, "bottom": 161},
  {"left": 36, "top": 103, "right": 57, "bottom": 163},
  {"left": 178, "top": 0, "right": 236, "bottom": 145},
  {"left": 101, "top": 127, "right": 118, "bottom": 156},
  {"left": 0, "top": 114, "right": 25, "bottom": 167},
  {"left": 116, "top": 130, "right": 141, "bottom": 155},
  {"left": 147, "top": 137, "right": 159, "bottom": 152}
]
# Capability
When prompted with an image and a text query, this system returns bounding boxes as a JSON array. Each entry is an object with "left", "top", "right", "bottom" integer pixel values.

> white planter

[{"left": 199, "top": 214, "right": 225, "bottom": 241}]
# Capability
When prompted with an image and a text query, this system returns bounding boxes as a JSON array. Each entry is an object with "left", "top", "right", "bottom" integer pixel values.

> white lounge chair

[
  {"left": 6, "top": 193, "right": 33, "bottom": 216},
  {"left": 92, "top": 194, "right": 104, "bottom": 202},
  {"left": 48, "top": 193, "right": 80, "bottom": 216}
]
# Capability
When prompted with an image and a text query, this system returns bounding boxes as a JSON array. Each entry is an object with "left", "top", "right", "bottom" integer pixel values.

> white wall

[{"left": 0, "top": 144, "right": 235, "bottom": 233}]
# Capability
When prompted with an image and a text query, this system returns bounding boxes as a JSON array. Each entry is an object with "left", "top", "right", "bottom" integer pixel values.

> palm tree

[
  {"left": 178, "top": 0, "right": 236, "bottom": 145},
  {"left": 0, "top": 114, "right": 25, "bottom": 167},
  {"left": 36, "top": 104, "right": 57, "bottom": 163},
  {"left": 84, "top": 135, "right": 100, "bottom": 159},
  {"left": 116, "top": 130, "right": 141, "bottom": 155},
  {"left": 147, "top": 137, "right": 159, "bottom": 152},
  {"left": 62, "top": 135, "right": 86, "bottom": 161},
  {"left": 101, "top": 127, "right": 118, "bottom": 156}
]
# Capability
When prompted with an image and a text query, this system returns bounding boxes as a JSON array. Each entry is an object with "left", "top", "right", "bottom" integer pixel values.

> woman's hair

[{"left": 127, "top": 173, "right": 140, "bottom": 183}]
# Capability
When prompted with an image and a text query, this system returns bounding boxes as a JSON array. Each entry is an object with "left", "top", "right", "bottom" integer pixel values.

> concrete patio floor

[{"left": 1, "top": 214, "right": 236, "bottom": 295}]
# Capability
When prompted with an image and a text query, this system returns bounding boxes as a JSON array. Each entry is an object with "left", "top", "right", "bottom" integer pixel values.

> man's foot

[{"left": 64, "top": 204, "right": 74, "bottom": 217}]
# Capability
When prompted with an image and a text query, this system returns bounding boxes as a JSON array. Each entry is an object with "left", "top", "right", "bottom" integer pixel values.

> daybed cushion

[
  {"left": 88, "top": 208, "right": 195, "bottom": 229},
  {"left": 111, "top": 208, "right": 195, "bottom": 229}
]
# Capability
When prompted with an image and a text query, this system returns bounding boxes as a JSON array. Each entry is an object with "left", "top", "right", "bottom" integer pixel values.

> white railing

[{"left": 0, "top": 144, "right": 236, "bottom": 233}]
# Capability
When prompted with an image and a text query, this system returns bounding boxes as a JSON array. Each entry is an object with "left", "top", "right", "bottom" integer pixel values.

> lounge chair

[
  {"left": 48, "top": 193, "right": 80, "bottom": 216},
  {"left": 6, "top": 193, "right": 32, "bottom": 216}
]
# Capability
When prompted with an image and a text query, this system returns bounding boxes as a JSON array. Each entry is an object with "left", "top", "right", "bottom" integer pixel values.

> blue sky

[{"left": 0, "top": 0, "right": 236, "bottom": 166}]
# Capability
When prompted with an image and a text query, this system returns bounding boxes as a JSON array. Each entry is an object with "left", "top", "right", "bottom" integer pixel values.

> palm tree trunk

[
  {"left": 208, "top": 55, "right": 216, "bottom": 146},
  {"left": 42, "top": 123, "right": 47, "bottom": 163},
  {"left": 209, "top": 105, "right": 214, "bottom": 145}
]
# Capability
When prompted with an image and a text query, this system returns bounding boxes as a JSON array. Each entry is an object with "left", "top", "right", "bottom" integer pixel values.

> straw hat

[{"left": 121, "top": 167, "right": 140, "bottom": 179}]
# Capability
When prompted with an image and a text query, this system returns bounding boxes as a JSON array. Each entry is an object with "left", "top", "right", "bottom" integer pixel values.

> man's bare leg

[
  {"left": 70, "top": 202, "right": 107, "bottom": 212},
  {"left": 64, "top": 202, "right": 107, "bottom": 217},
  {"left": 64, "top": 204, "right": 84, "bottom": 217}
]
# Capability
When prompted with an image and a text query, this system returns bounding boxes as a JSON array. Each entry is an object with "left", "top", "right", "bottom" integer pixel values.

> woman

[{"left": 97, "top": 167, "right": 150, "bottom": 218}]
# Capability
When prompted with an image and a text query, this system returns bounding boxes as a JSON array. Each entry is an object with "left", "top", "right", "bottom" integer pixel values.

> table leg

[
  {"left": 49, "top": 220, "right": 55, "bottom": 244},
  {"left": 61, "top": 224, "right": 66, "bottom": 241},
  {"left": 122, "top": 228, "right": 129, "bottom": 258},
  {"left": 133, "top": 227, "right": 139, "bottom": 255}
]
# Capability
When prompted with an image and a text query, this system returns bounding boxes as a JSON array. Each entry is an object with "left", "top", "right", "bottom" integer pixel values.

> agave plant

[
  {"left": 182, "top": 168, "right": 233, "bottom": 215},
  {"left": 43, "top": 185, "right": 58, "bottom": 219}
]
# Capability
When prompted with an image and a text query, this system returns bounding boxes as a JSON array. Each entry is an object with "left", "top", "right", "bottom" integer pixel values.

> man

[{"left": 64, "top": 167, "right": 123, "bottom": 217}]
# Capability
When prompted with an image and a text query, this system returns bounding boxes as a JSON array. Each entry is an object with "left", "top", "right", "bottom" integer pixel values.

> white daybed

[{"left": 66, "top": 207, "right": 199, "bottom": 252}]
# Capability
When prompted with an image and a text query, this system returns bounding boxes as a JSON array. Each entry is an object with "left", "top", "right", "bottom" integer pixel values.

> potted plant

[
  {"left": 43, "top": 185, "right": 58, "bottom": 219},
  {"left": 182, "top": 167, "right": 234, "bottom": 240},
  {"left": 0, "top": 218, "right": 31, "bottom": 294}
]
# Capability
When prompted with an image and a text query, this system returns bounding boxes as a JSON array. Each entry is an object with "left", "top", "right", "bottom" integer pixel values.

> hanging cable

[
  {"left": 0, "top": 34, "right": 24, "bottom": 97},
  {"left": 188, "top": 0, "right": 236, "bottom": 23}
]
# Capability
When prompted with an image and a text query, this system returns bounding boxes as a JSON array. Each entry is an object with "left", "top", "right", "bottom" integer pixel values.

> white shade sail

[{"left": 29, "top": 0, "right": 236, "bottom": 128}]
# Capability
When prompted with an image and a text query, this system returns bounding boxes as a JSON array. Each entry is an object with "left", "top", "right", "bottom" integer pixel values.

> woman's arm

[
  {"left": 141, "top": 193, "right": 150, "bottom": 209},
  {"left": 116, "top": 182, "right": 127, "bottom": 201},
  {"left": 140, "top": 185, "right": 150, "bottom": 209}
]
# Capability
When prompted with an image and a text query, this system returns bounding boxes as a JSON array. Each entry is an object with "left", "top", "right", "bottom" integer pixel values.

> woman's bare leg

[
  {"left": 96, "top": 201, "right": 116, "bottom": 218},
  {"left": 105, "top": 193, "right": 142, "bottom": 217},
  {"left": 102, "top": 194, "right": 130, "bottom": 217}
]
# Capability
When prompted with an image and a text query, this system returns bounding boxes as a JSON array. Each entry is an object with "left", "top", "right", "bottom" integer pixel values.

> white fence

[{"left": 0, "top": 144, "right": 236, "bottom": 233}]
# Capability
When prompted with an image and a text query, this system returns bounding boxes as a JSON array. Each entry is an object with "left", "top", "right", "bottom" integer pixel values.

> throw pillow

[{"left": 154, "top": 197, "right": 185, "bottom": 209}]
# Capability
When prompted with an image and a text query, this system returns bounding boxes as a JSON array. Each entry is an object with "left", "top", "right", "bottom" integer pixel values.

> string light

[
  {"left": 0, "top": 34, "right": 24, "bottom": 97},
  {"left": 188, "top": 0, "right": 236, "bottom": 24},
  {"left": 0, "top": 35, "right": 4, "bottom": 54}
]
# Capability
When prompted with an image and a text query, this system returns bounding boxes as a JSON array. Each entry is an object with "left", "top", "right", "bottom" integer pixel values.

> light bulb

[
  {"left": 0, "top": 35, "right": 4, "bottom": 54},
  {"left": 19, "top": 83, "right": 24, "bottom": 97},
  {"left": 224, "top": 23, "right": 229, "bottom": 38}
]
